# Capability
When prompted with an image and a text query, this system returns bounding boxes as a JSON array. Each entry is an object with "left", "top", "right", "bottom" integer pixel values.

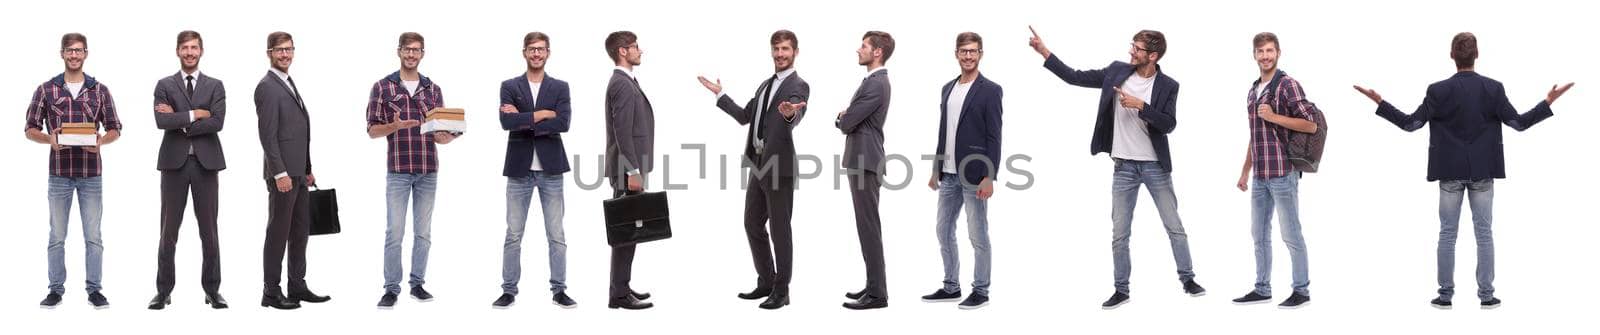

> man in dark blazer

[
  {"left": 696, "top": 29, "right": 809, "bottom": 310},
  {"left": 1029, "top": 27, "right": 1204, "bottom": 309},
  {"left": 492, "top": 32, "right": 578, "bottom": 310},
  {"left": 149, "top": 30, "right": 228, "bottom": 310},
  {"left": 838, "top": 31, "right": 893, "bottom": 310},
  {"left": 921, "top": 32, "right": 1002, "bottom": 310},
  {"left": 1355, "top": 32, "right": 1574, "bottom": 310},
  {"left": 602, "top": 31, "right": 655, "bottom": 310},
  {"left": 254, "top": 31, "right": 329, "bottom": 310}
]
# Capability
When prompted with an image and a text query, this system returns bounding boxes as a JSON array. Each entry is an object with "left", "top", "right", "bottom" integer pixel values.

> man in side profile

[{"left": 838, "top": 30, "right": 893, "bottom": 311}]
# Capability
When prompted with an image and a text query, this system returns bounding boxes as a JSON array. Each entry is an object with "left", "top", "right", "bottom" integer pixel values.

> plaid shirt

[
  {"left": 1247, "top": 71, "right": 1317, "bottom": 179},
  {"left": 24, "top": 74, "right": 123, "bottom": 177},
  {"left": 366, "top": 71, "right": 443, "bottom": 174}
]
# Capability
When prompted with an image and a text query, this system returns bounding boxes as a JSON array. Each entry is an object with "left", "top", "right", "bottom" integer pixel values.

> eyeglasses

[
  {"left": 399, "top": 47, "right": 424, "bottom": 55},
  {"left": 61, "top": 48, "right": 87, "bottom": 55},
  {"left": 956, "top": 48, "right": 983, "bottom": 56},
  {"left": 1129, "top": 43, "right": 1150, "bottom": 54},
  {"left": 524, "top": 46, "right": 550, "bottom": 54},
  {"left": 269, "top": 47, "right": 296, "bottom": 54}
]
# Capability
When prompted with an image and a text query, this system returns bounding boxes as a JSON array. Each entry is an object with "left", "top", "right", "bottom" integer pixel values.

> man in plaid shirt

[
  {"left": 24, "top": 33, "right": 123, "bottom": 309},
  {"left": 1232, "top": 32, "right": 1320, "bottom": 309},
  {"left": 367, "top": 32, "right": 459, "bottom": 309}
]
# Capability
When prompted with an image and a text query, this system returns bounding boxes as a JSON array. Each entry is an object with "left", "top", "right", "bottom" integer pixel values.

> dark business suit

[
  {"left": 604, "top": 69, "right": 654, "bottom": 300},
  {"left": 714, "top": 71, "right": 809, "bottom": 295},
  {"left": 836, "top": 69, "right": 890, "bottom": 299},
  {"left": 932, "top": 74, "right": 1003, "bottom": 186},
  {"left": 1042, "top": 54, "right": 1179, "bottom": 172},
  {"left": 1375, "top": 71, "right": 1554, "bottom": 181},
  {"left": 254, "top": 71, "right": 314, "bottom": 298},
  {"left": 152, "top": 71, "right": 227, "bottom": 297}
]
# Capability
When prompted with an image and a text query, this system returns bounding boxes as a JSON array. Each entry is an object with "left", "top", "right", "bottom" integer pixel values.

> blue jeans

[
  {"left": 1110, "top": 159, "right": 1195, "bottom": 294},
  {"left": 47, "top": 176, "right": 104, "bottom": 295},
  {"left": 1438, "top": 179, "right": 1494, "bottom": 301},
  {"left": 1250, "top": 171, "right": 1310, "bottom": 296},
  {"left": 935, "top": 173, "right": 992, "bottom": 296},
  {"left": 502, "top": 171, "right": 567, "bottom": 295},
  {"left": 384, "top": 172, "right": 436, "bottom": 294}
]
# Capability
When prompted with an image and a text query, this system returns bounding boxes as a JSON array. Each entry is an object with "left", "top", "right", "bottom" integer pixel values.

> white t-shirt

[
  {"left": 527, "top": 80, "right": 544, "bottom": 171},
  {"left": 1111, "top": 73, "right": 1157, "bottom": 161},
  {"left": 65, "top": 81, "right": 84, "bottom": 100},
  {"left": 403, "top": 80, "right": 419, "bottom": 96},
  {"left": 942, "top": 81, "right": 973, "bottom": 174}
]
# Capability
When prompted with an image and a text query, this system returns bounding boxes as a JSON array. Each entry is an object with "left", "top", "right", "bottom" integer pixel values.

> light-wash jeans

[
  {"left": 47, "top": 175, "right": 104, "bottom": 295},
  {"left": 384, "top": 172, "right": 436, "bottom": 294},
  {"left": 1110, "top": 159, "right": 1196, "bottom": 294},
  {"left": 935, "top": 173, "right": 992, "bottom": 296},
  {"left": 1250, "top": 170, "right": 1310, "bottom": 296},
  {"left": 1438, "top": 179, "right": 1494, "bottom": 301},
  {"left": 502, "top": 171, "right": 567, "bottom": 295}
]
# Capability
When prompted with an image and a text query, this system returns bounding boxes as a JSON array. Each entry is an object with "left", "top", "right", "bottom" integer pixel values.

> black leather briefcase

[
  {"left": 602, "top": 191, "right": 671, "bottom": 247},
  {"left": 309, "top": 186, "right": 341, "bottom": 236}
]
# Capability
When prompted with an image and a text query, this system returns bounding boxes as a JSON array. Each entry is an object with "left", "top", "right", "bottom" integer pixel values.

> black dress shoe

[
  {"left": 261, "top": 294, "right": 301, "bottom": 310},
  {"left": 738, "top": 287, "right": 773, "bottom": 300},
  {"left": 148, "top": 294, "right": 171, "bottom": 310},
  {"left": 205, "top": 293, "right": 229, "bottom": 309},
  {"left": 608, "top": 295, "right": 654, "bottom": 310},
  {"left": 845, "top": 289, "right": 867, "bottom": 300},
  {"left": 630, "top": 290, "right": 651, "bottom": 301},
  {"left": 288, "top": 290, "right": 331, "bottom": 303},
  {"left": 843, "top": 294, "right": 887, "bottom": 310},
  {"left": 759, "top": 294, "right": 790, "bottom": 310}
]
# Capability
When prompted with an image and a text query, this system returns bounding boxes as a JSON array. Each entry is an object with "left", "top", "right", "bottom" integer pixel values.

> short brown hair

[
  {"left": 604, "top": 31, "right": 637, "bottom": 63},
  {"left": 398, "top": 32, "right": 424, "bottom": 48},
  {"left": 862, "top": 31, "right": 895, "bottom": 64},
  {"left": 524, "top": 32, "right": 550, "bottom": 48},
  {"left": 1134, "top": 30, "right": 1167, "bottom": 60},
  {"left": 771, "top": 30, "right": 798, "bottom": 49},
  {"left": 1253, "top": 32, "right": 1278, "bottom": 50},
  {"left": 1451, "top": 32, "right": 1477, "bottom": 69},
  {"left": 61, "top": 33, "right": 87, "bottom": 50},
  {"left": 267, "top": 31, "right": 293, "bottom": 49},
  {"left": 956, "top": 32, "right": 983, "bottom": 49},
  {"left": 177, "top": 30, "right": 203, "bottom": 49}
]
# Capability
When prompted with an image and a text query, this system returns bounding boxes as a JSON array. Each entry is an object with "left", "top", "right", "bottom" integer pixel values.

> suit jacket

[
  {"left": 932, "top": 74, "right": 1003, "bottom": 186},
  {"left": 254, "top": 71, "right": 312, "bottom": 179},
  {"left": 836, "top": 69, "right": 891, "bottom": 173},
  {"left": 1043, "top": 54, "right": 1180, "bottom": 172},
  {"left": 604, "top": 69, "right": 655, "bottom": 188},
  {"left": 716, "top": 71, "right": 809, "bottom": 179},
  {"left": 1375, "top": 71, "right": 1554, "bottom": 181},
  {"left": 499, "top": 74, "right": 573, "bottom": 176},
  {"left": 154, "top": 71, "right": 227, "bottom": 171}
]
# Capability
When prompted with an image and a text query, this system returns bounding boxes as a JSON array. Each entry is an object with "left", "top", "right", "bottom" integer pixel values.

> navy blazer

[
  {"left": 932, "top": 74, "right": 1003, "bottom": 186},
  {"left": 499, "top": 74, "right": 572, "bottom": 176},
  {"left": 1375, "top": 71, "right": 1554, "bottom": 181},
  {"left": 1042, "top": 54, "right": 1180, "bottom": 172}
]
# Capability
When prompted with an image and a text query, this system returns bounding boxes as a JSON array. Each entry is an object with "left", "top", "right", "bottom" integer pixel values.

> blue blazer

[
  {"left": 499, "top": 74, "right": 572, "bottom": 176},
  {"left": 1375, "top": 71, "right": 1554, "bottom": 181},
  {"left": 932, "top": 74, "right": 1004, "bottom": 186},
  {"left": 1042, "top": 54, "right": 1180, "bottom": 172}
]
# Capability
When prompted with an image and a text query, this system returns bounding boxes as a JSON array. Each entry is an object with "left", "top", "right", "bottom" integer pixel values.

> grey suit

[
  {"left": 714, "top": 72, "right": 809, "bottom": 295},
  {"left": 254, "top": 71, "right": 314, "bottom": 297},
  {"left": 603, "top": 69, "right": 654, "bottom": 299},
  {"left": 835, "top": 69, "right": 891, "bottom": 298},
  {"left": 152, "top": 71, "right": 227, "bottom": 296}
]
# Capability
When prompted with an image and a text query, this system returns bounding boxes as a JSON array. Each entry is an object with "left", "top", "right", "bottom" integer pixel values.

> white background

[{"left": 2, "top": 0, "right": 1593, "bottom": 333}]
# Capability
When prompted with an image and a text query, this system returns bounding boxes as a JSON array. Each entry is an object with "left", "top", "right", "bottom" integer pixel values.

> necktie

[
  {"left": 185, "top": 75, "right": 195, "bottom": 98},
  {"left": 755, "top": 75, "right": 777, "bottom": 142}
]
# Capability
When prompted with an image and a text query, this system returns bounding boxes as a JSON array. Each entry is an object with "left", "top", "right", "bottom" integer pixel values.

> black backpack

[{"left": 1260, "top": 70, "right": 1328, "bottom": 173}]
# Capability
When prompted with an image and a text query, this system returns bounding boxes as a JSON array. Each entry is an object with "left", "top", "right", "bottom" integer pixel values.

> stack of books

[
  {"left": 58, "top": 122, "right": 99, "bottom": 146},
  {"left": 421, "top": 108, "right": 465, "bottom": 134}
]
